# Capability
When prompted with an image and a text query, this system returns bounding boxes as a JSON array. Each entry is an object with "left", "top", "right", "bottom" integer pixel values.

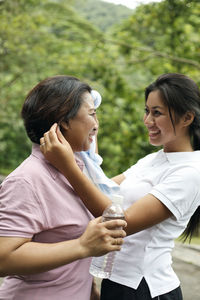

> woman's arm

[
  {"left": 111, "top": 174, "right": 125, "bottom": 185},
  {"left": 41, "top": 124, "right": 111, "bottom": 216},
  {"left": 40, "top": 124, "right": 172, "bottom": 235},
  {"left": 0, "top": 217, "right": 126, "bottom": 277}
]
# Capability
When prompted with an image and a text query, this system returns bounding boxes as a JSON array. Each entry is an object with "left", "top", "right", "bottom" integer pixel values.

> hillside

[{"left": 71, "top": 0, "right": 133, "bottom": 31}]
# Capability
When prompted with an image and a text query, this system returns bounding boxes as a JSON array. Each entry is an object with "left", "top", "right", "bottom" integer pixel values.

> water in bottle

[{"left": 89, "top": 194, "right": 125, "bottom": 278}]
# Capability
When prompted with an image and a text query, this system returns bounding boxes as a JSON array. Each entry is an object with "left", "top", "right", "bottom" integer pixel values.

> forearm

[
  {"left": 0, "top": 217, "right": 127, "bottom": 277},
  {"left": 111, "top": 173, "right": 125, "bottom": 185},
  {"left": 60, "top": 160, "right": 111, "bottom": 217},
  {"left": 41, "top": 125, "right": 111, "bottom": 216},
  {"left": 124, "top": 194, "right": 172, "bottom": 236},
  {"left": 0, "top": 238, "right": 85, "bottom": 276}
]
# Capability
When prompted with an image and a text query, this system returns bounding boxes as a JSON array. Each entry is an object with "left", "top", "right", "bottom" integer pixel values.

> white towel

[{"left": 79, "top": 90, "right": 120, "bottom": 197}]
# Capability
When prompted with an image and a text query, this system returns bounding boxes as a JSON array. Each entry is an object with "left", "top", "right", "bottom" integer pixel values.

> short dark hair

[{"left": 21, "top": 75, "right": 92, "bottom": 144}]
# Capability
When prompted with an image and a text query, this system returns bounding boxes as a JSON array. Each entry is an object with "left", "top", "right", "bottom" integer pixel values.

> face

[
  {"left": 62, "top": 92, "right": 98, "bottom": 152},
  {"left": 143, "top": 90, "right": 192, "bottom": 152}
]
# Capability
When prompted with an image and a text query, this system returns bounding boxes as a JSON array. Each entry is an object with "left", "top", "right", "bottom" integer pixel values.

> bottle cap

[{"left": 111, "top": 194, "right": 124, "bottom": 205}]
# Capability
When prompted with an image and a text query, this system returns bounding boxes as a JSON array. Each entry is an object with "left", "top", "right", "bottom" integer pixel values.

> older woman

[{"left": 0, "top": 75, "right": 126, "bottom": 300}]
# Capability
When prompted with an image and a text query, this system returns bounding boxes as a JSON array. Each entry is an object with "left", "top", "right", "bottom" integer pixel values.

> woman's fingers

[
  {"left": 111, "top": 237, "right": 124, "bottom": 245},
  {"left": 103, "top": 219, "right": 127, "bottom": 230},
  {"left": 40, "top": 137, "right": 45, "bottom": 147},
  {"left": 79, "top": 217, "right": 127, "bottom": 257},
  {"left": 56, "top": 125, "right": 67, "bottom": 144},
  {"left": 47, "top": 123, "right": 59, "bottom": 144},
  {"left": 39, "top": 123, "right": 63, "bottom": 152},
  {"left": 109, "top": 229, "right": 126, "bottom": 238}
]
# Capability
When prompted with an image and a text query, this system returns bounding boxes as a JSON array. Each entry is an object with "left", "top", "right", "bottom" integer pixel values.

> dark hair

[
  {"left": 145, "top": 73, "right": 200, "bottom": 242},
  {"left": 21, "top": 75, "right": 92, "bottom": 144},
  {"left": 145, "top": 73, "right": 200, "bottom": 150}
]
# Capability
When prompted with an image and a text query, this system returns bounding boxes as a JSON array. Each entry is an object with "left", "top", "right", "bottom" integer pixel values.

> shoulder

[
  {"left": 2, "top": 154, "right": 58, "bottom": 192},
  {"left": 165, "top": 151, "right": 200, "bottom": 180},
  {"left": 124, "top": 150, "right": 159, "bottom": 177}
]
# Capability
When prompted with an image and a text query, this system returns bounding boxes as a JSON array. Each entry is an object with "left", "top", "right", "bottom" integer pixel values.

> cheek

[{"left": 86, "top": 117, "right": 96, "bottom": 129}]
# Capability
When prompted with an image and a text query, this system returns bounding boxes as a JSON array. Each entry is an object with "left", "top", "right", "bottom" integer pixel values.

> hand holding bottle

[
  {"left": 90, "top": 195, "right": 125, "bottom": 278},
  {"left": 78, "top": 216, "right": 126, "bottom": 259}
]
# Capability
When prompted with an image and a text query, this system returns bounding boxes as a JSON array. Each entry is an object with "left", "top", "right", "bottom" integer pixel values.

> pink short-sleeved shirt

[{"left": 0, "top": 144, "right": 93, "bottom": 300}]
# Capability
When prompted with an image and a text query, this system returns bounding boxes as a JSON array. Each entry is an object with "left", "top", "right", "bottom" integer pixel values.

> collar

[
  {"left": 31, "top": 144, "right": 85, "bottom": 180},
  {"left": 158, "top": 149, "right": 200, "bottom": 164}
]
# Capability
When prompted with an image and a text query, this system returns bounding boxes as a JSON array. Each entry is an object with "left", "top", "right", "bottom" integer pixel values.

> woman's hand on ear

[{"left": 40, "top": 123, "right": 75, "bottom": 171}]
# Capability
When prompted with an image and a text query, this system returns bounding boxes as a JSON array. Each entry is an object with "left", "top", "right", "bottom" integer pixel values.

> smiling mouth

[
  {"left": 149, "top": 130, "right": 160, "bottom": 137},
  {"left": 88, "top": 135, "right": 94, "bottom": 142}
]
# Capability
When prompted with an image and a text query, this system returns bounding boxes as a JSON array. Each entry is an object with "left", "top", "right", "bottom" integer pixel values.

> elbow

[
  {"left": 0, "top": 264, "right": 9, "bottom": 277},
  {"left": 124, "top": 211, "right": 139, "bottom": 236},
  {"left": 0, "top": 255, "right": 14, "bottom": 277}
]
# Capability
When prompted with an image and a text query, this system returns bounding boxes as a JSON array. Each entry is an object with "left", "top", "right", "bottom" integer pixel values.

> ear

[
  {"left": 60, "top": 121, "right": 69, "bottom": 131},
  {"left": 183, "top": 112, "right": 195, "bottom": 127}
]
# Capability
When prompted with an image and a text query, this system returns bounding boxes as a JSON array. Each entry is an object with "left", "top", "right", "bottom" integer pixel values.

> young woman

[
  {"left": 0, "top": 75, "right": 127, "bottom": 300},
  {"left": 40, "top": 73, "right": 200, "bottom": 300}
]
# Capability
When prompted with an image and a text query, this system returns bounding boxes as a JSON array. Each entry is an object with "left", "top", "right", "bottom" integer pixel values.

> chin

[
  {"left": 149, "top": 140, "right": 162, "bottom": 147},
  {"left": 81, "top": 145, "right": 90, "bottom": 152}
]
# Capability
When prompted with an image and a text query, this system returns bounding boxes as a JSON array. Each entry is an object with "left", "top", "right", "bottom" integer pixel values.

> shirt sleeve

[
  {"left": 0, "top": 177, "right": 45, "bottom": 238},
  {"left": 150, "top": 166, "right": 200, "bottom": 220}
]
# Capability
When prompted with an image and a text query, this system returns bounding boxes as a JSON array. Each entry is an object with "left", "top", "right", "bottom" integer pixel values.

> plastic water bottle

[{"left": 89, "top": 194, "right": 125, "bottom": 278}]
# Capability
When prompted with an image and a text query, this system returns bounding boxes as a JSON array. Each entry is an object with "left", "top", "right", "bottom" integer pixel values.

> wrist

[
  {"left": 76, "top": 237, "right": 90, "bottom": 259},
  {"left": 60, "top": 155, "right": 80, "bottom": 176}
]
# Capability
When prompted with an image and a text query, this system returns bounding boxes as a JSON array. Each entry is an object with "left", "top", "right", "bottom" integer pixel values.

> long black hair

[{"left": 145, "top": 73, "right": 200, "bottom": 242}]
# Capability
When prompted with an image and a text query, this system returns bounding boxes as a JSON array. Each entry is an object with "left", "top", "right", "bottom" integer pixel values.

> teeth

[{"left": 149, "top": 131, "right": 159, "bottom": 134}]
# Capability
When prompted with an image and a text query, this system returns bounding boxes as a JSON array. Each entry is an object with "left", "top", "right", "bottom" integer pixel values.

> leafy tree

[
  {"left": 1, "top": 0, "right": 200, "bottom": 179},
  {"left": 0, "top": 0, "right": 136, "bottom": 176},
  {"left": 110, "top": 0, "right": 200, "bottom": 82}
]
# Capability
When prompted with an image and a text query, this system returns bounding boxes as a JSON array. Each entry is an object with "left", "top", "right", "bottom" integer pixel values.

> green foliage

[
  {"left": 0, "top": 0, "right": 133, "bottom": 175},
  {"left": 111, "top": 0, "right": 200, "bottom": 83},
  {"left": 0, "top": 0, "right": 200, "bottom": 178},
  {"left": 71, "top": 0, "right": 132, "bottom": 31}
]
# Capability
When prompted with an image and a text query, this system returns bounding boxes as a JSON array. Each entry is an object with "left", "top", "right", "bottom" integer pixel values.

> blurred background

[
  {"left": 0, "top": 0, "right": 200, "bottom": 177},
  {"left": 0, "top": 1, "right": 200, "bottom": 296}
]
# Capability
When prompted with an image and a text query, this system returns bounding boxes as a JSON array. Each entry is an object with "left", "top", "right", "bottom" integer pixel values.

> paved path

[
  {"left": 173, "top": 257, "right": 200, "bottom": 300},
  {"left": 172, "top": 242, "right": 200, "bottom": 267},
  {"left": 171, "top": 242, "right": 200, "bottom": 299}
]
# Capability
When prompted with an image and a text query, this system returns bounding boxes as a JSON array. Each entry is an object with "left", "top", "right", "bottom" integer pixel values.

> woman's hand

[
  {"left": 40, "top": 123, "right": 75, "bottom": 172},
  {"left": 0, "top": 217, "right": 126, "bottom": 276},
  {"left": 78, "top": 217, "right": 127, "bottom": 258}
]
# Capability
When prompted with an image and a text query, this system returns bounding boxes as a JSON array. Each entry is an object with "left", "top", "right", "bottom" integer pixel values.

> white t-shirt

[{"left": 110, "top": 150, "right": 200, "bottom": 297}]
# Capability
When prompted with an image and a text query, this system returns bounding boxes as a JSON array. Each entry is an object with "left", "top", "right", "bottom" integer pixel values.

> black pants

[{"left": 100, "top": 278, "right": 183, "bottom": 300}]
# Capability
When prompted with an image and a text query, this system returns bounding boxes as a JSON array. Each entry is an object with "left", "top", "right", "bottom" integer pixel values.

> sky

[{"left": 102, "top": 0, "right": 163, "bottom": 9}]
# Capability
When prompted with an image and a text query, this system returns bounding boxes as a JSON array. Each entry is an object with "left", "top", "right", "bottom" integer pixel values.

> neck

[{"left": 164, "top": 141, "right": 193, "bottom": 152}]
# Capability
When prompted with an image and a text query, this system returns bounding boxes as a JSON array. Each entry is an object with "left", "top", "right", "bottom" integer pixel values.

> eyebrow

[
  {"left": 146, "top": 105, "right": 164, "bottom": 110},
  {"left": 88, "top": 108, "right": 96, "bottom": 112}
]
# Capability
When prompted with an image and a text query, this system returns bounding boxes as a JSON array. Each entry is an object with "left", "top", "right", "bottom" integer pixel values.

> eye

[
  {"left": 144, "top": 107, "right": 149, "bottom": 115},
  {"left": 90, "top": 112, "right": 96, "bottom": 116},
  {"left": 153, "top": 110, "right": 162, "bottom": 117}
]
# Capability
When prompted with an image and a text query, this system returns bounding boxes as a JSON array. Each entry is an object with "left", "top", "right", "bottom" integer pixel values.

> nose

[
  {"left": 144, "top": 112, "right": 155, "bottom": 126},
  {"left": 93, "top": 115, "right": 99, "bottom": 129},
  {"left": 93, "top": 124, "right": 98, "bottom": 133}
]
